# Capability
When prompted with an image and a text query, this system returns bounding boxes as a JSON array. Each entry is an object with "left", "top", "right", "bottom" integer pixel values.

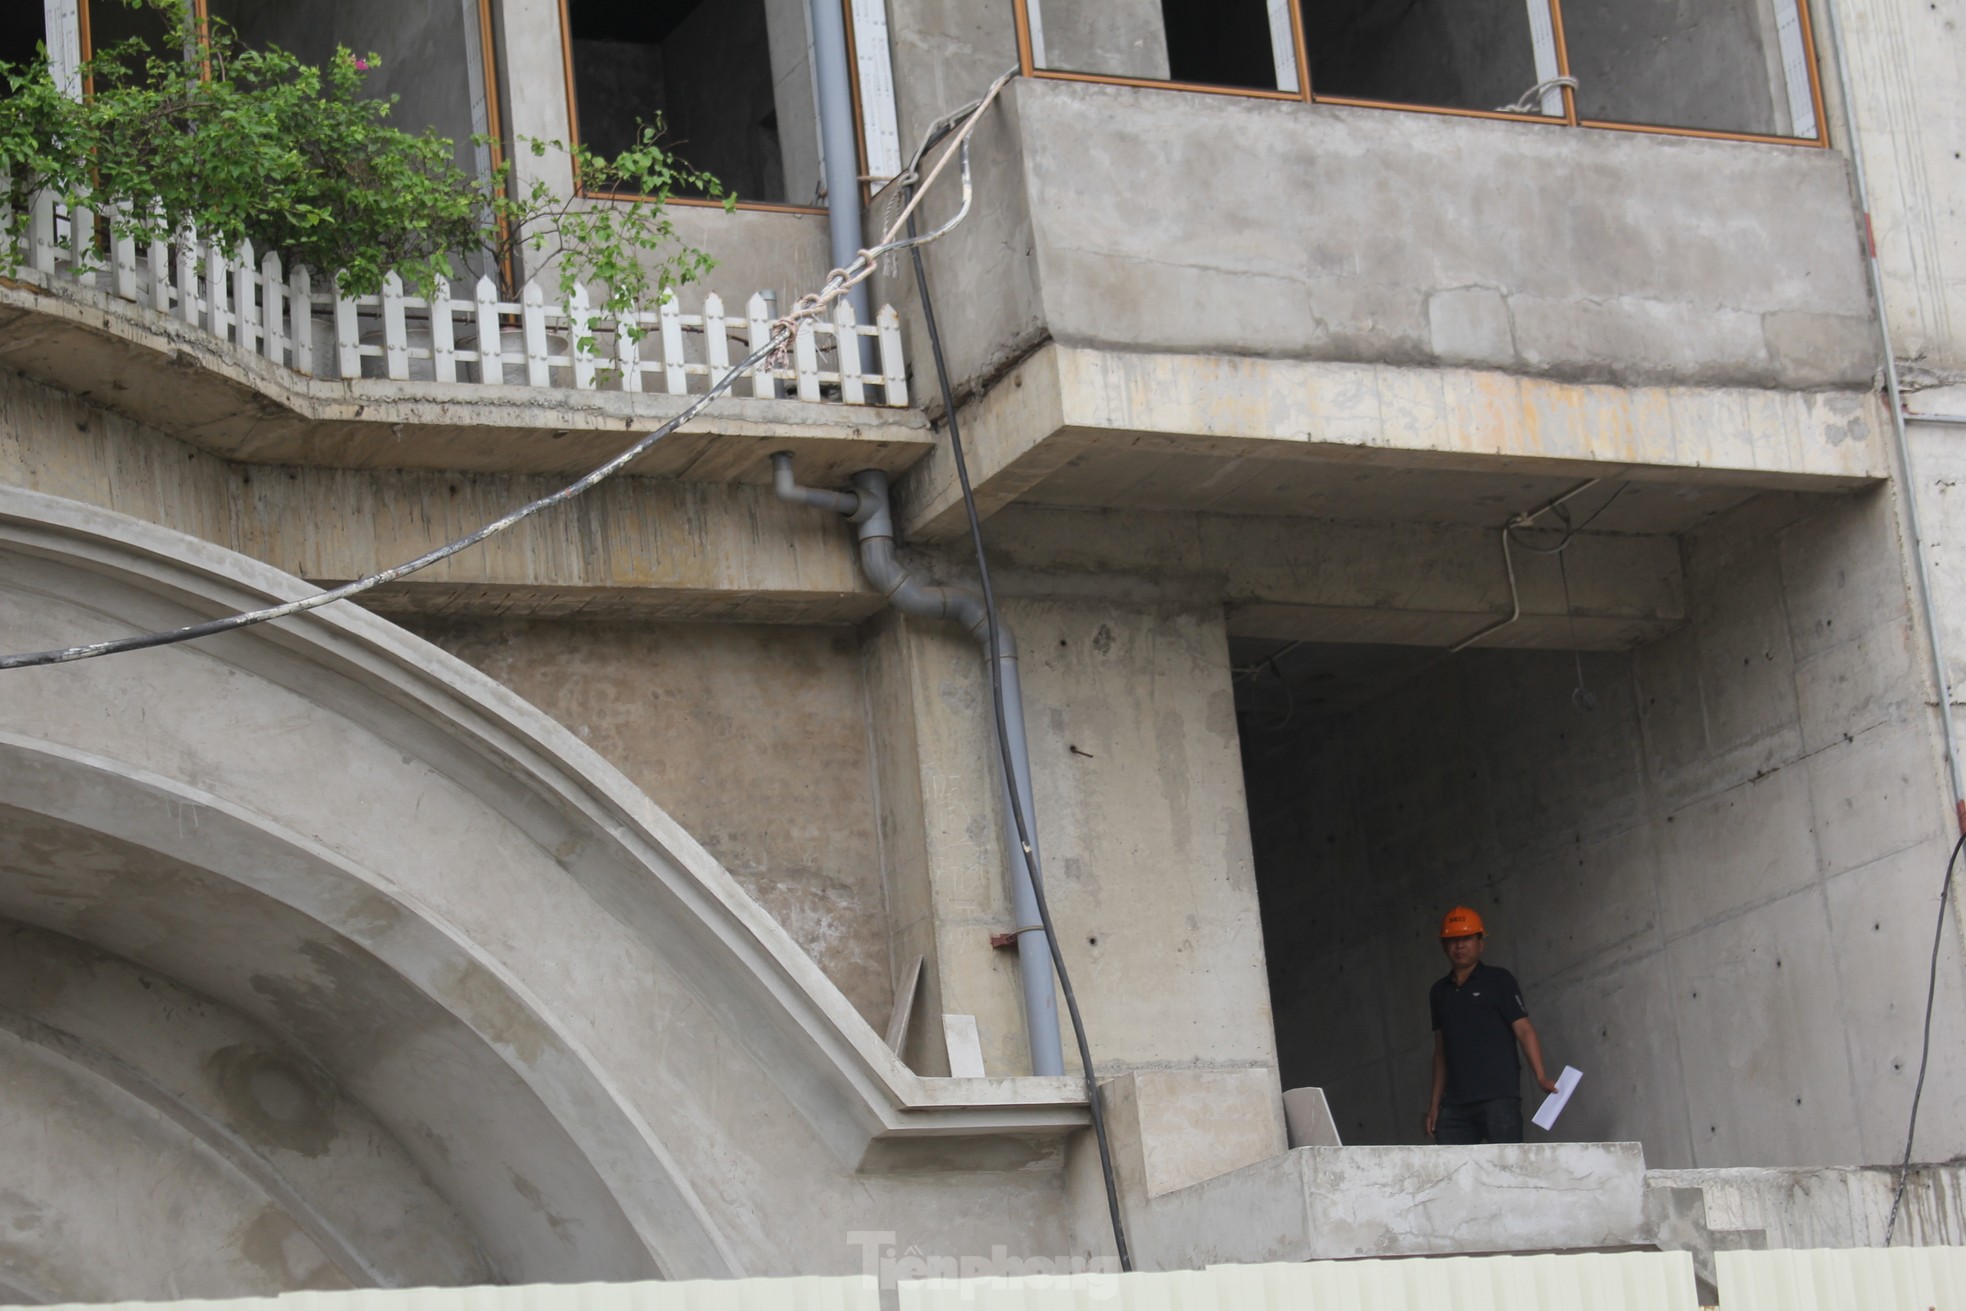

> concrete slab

[{"left": 899, "top": 345, "right": 1889, "bottom": 541}]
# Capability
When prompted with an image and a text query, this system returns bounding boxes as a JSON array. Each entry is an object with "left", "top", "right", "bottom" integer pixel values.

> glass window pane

[
  {"left": 1561, "top": 0, "right": 1820, "bottom": 138},
  {"left": 1030, "top": 0, "right": 1298, "bottom": 92},
  {"left": 567, "top": 0, "right": 822, "bottom": 207},
  {"left": 1300, "top": 0, "right": 1562, "bottom": 118}
]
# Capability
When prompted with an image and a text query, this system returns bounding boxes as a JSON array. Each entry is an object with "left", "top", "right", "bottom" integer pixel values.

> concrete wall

[
  {"left": 894, "top": 76, "right": 1874, "bottom": 402},
  {"left": 867, "top": 593, "right": 1279, "bottom": 1088},
  {"left": 405, "top": 617, "right": 897, "bottom": 1030},
  {"left": 1244, "top": 485, "right": 1966, "bottom": 1169},
  {"left": 1819, "top": 0, "right": 1964, "bottom": 376}
]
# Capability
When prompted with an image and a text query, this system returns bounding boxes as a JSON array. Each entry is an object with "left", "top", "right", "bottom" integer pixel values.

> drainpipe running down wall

[{"left": 772, "top": 455, "right": 1066, "bottom": 1077}]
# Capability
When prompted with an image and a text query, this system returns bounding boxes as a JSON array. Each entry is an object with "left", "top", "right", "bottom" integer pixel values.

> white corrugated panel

[
  {"left": 41, "top": 1279, "right": 880, "bottom": 1311},
  {"left": 900, "top": 1251, "right": 1698, "bottom": 1310},
  {"left": 1718, "top": 1247, "right": 1966, "bottom": 1310}
]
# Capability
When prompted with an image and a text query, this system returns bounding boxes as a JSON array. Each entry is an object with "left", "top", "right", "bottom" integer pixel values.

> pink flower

[{"left": 352, "top": 57, "right": 370, "bottom": 71}]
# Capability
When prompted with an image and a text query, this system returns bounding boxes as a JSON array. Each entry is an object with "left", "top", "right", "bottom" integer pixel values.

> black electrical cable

[
  {"left": 905, "top": 205, "right": 1134, "bottom": 1273},
  {"left": 1884, "top": 827, "right": 1966, "bottom": 1245}
]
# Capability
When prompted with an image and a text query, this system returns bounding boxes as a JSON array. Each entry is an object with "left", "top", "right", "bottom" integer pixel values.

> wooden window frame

[
  {"left": 553, "top": 0, "right": 831, "bottom": 215},
  {"left": 1010, "top": 0, "right": 1831, "bottom": 149}
]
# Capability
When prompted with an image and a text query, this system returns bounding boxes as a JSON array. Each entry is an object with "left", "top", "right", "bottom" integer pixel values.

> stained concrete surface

[
  {"left": 863, "top": 596, "right": 1278, "bottom": 1086},
  {"left": 1243, "top": 485, "right": 1966, "bottom": 1168},
  {"left": 0, "top": 921, "right": 488, "bottom": 1300},
  {"left": 0, "top": 486, "right": 1093, "bottom": 1297},
  {"left": 404, "top": 617, "right": 897, "bottom": 1028}
]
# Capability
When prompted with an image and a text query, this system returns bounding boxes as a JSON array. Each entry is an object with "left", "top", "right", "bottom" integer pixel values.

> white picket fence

[{"left": 8, "top": 191, "right": 909, "bottom": 406}]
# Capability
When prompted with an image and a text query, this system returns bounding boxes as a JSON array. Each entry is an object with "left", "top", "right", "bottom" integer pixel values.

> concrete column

[{"left": 865, "top": 596, "right": 1279, "bottom": 1084}]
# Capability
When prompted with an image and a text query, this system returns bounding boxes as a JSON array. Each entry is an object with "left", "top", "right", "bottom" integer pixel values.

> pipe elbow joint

[{"left": 771, "top": 452, "right": 862, "bottom": 517}]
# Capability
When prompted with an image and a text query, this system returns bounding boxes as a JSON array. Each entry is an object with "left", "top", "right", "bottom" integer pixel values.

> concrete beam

[
  {"left": 898, "top": 343, "right": 1888, "bottom": 541},
  {"left": 0, "top": 364, "right": 884, "bottom": 623},
  {"left": 979, "top": 505, "right": 1688, "bottom": 651}
]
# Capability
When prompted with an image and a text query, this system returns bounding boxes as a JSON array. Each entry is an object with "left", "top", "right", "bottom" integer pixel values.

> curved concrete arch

[
  {"left": 0, "top": 757, "right": 706, "bottom": 1283},
  {"left": 0, "top": 919, "right": 490, "bottom": 1297},
  {"left": 0, "top": 487, "right": 1084, "bottom": 1292}
]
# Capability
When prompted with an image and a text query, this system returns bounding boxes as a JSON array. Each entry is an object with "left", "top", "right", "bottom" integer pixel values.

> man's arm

[
  {"left": 1425, "top": 1030, "right": 1446, "bottom": 1138},
  {"left": 1512, "top": 1016, "right": 1559, "bottom": 1094}
]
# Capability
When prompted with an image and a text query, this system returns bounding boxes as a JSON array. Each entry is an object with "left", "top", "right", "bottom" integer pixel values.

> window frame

[
  {"left": 1009, "top": 0, "right": 1831, "bottom": 148},
  {"left": 553, "top": 0, "right": 833, "bottom": 215}
]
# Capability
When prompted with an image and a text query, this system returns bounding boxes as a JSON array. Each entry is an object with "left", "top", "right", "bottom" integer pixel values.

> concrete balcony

[{"left": 885, "top": 77, "right": 1889, "bottom": 540}]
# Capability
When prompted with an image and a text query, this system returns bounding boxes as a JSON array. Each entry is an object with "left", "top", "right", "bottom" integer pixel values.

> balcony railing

[{"left": 5, "top": 190, "right": 909, "bottom": 408}]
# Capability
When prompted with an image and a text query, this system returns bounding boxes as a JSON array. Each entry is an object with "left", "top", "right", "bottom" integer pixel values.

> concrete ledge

[
  {"left": 1131, "top": 1142, "right": 1648, "bottom": 1269},
  {"left": 0, "top": 273, "right": 930, "bottom": 485}
]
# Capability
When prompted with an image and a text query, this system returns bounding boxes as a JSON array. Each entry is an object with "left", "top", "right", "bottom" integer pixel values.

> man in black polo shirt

[{"left": 1425, "top": 905, "right": 1558, "bottom": 1145}]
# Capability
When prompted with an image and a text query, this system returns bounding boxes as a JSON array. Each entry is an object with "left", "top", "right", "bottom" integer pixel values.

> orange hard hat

[{"left": 1440, "top": 906, "right": 1486, "bottom": 938}]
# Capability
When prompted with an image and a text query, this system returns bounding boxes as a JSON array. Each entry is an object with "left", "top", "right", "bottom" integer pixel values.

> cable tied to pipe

[{"left": 766, "top": 67, "right": 1017, "bottom": 358}]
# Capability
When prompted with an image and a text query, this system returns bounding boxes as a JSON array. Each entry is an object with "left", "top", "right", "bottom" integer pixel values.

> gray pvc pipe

[
  {"left": 772, "top": 452, "right": 861, "bottom": 516},
  {"left": 775, "top": 464, "right": 1063, "bottom": 1076},
  {"left": 846, "top": 473, "right": 1063, "bottom": 1078},
  {"left": 807, "top": 0, "right": 875, "bottom": 365}
]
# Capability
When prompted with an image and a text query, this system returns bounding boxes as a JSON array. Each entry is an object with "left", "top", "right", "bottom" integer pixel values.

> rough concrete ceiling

[
  {"left": 1231, "top": 638, "right": 1450, "bottom": 731},
  {"left": 1021, "top": 450, "right": 1757, "bottom": 534}
]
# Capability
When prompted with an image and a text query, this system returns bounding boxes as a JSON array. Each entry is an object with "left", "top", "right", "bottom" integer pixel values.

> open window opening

[
  {"left": 1298, "top": 0, "right": 1562, "bottom": 117},
  {"left": 562, "top": 0, "right": 823, "bottom": 209},
  {"left": 1027, "top": 0, "right": 1301, "bottom": 93},
  {"left": 1560, "top": 0, "right": 1820, "bottom": 139},
  {"left": 0, "top": 7, "right": 48, "bottom": 83}
]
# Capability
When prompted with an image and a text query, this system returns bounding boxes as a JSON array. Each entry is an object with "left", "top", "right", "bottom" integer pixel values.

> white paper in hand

[{"left": 1532, "top": 1065, "right": 1583, "bottom": 1131}]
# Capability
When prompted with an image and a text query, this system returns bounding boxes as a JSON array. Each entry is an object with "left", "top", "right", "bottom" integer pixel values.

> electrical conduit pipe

[{"left": 772, "top": 454, "right": 1066, "bottom": 1077}]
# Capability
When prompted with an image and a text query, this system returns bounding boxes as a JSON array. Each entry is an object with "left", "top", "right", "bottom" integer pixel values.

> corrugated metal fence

[
  {"left": 1718, "top": 1247, "right": 1966, "bottom": 1310},
  {"left": 900, "top": 1252, "right": 1698, "bottom": 1309},
  {"left": 37, "top": 1249, "right": 1966, "bottom": 1311}
]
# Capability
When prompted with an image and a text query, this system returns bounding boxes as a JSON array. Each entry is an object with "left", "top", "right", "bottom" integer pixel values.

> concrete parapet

[
  {"left": 1128, "top": 1141, "right": 1649, "bottom": 1269},
  {"left": 890, "top": 79, "right": 1875, "bottom": 405}
]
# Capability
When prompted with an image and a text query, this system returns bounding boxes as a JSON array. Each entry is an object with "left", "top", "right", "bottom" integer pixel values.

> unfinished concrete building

[{"left": 0, "top": 0, "right": 1964, "bottom": 1300}]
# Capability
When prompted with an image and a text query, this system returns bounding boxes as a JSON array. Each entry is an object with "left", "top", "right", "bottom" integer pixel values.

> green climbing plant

[{"left": 0, "top": 0, "right": 730, "bottom": 323}]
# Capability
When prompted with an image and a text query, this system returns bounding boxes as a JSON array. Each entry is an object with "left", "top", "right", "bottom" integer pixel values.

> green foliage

[{"left": 0, "top": 0, "right": 727, "bottom": 324}]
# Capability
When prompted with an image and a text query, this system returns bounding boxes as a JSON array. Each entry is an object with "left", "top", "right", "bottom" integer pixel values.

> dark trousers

[{"left": 1435, "top": 1097, "right": 1524, "bottom": 1145}]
